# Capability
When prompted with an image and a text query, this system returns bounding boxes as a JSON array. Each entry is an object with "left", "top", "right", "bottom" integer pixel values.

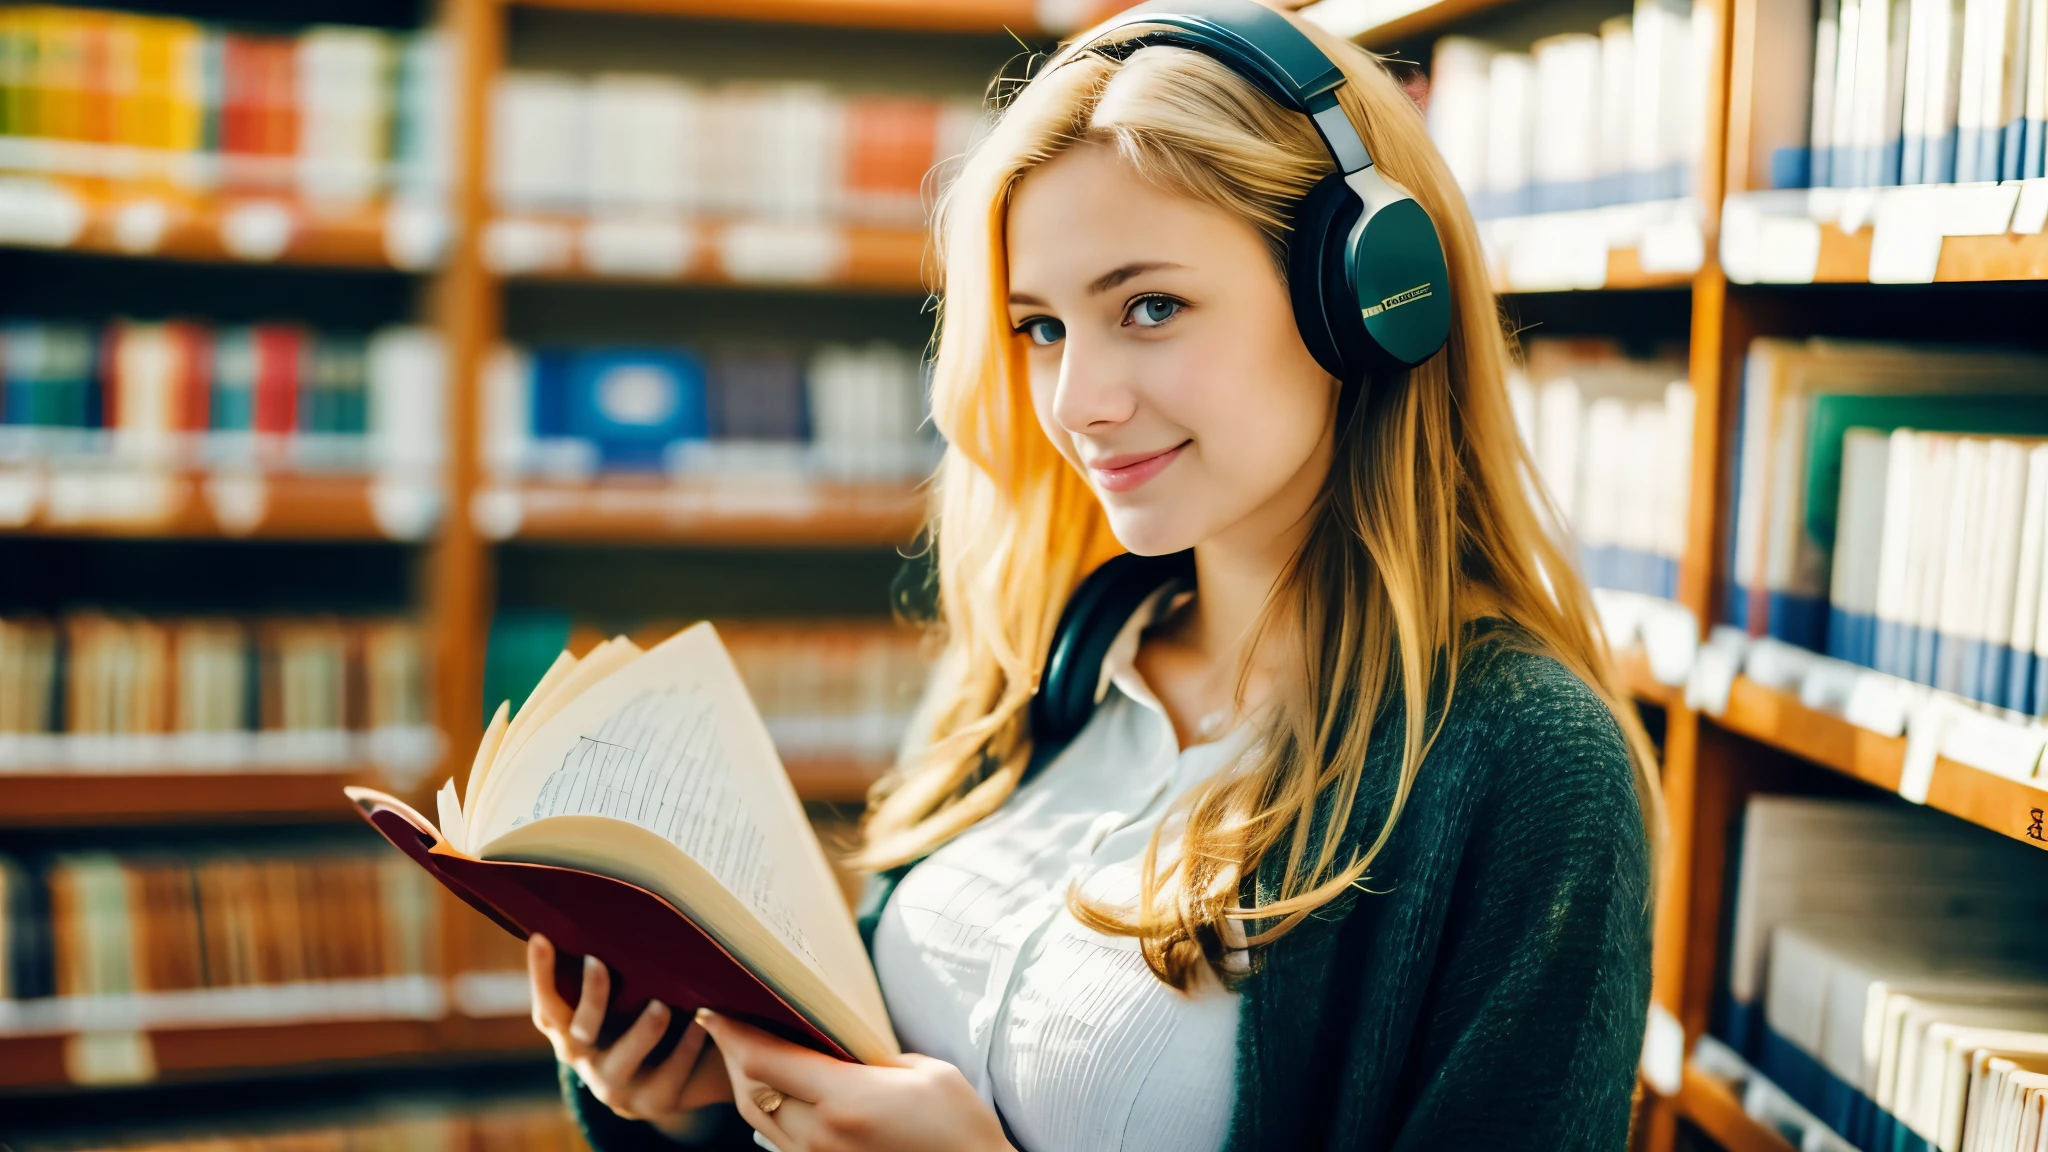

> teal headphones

[{"left": 1029, "top": 0, "right": 1452, "bottom": 752}]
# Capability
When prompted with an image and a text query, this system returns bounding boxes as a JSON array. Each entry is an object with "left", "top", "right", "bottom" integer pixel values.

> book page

[
  {"left": 468, "top": 622, "right": 893, "bottom": 1049},
  {"left": 519, "top": 681, "right": 813, "bottom": 965}
]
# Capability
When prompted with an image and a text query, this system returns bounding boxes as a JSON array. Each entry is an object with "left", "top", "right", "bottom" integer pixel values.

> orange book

[{"left": 841, "top": 96, "right": 940, "bottom": 226}]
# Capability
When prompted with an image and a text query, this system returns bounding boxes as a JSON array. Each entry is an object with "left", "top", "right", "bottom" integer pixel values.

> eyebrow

[{"left": 1006, "top": 261, "right": 1187, "bottom": 307}]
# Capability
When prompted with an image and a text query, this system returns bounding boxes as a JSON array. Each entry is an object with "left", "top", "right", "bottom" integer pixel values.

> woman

[{"left": 526, "top": 4, "right": 1660, "bottom": 1149}]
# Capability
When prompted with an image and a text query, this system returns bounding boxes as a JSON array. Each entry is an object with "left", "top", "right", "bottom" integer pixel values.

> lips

[{"left": 1088, "top": 441, "right": 1188, "bottom": 493}]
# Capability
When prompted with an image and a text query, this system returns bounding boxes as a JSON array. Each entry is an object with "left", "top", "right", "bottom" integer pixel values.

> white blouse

[{"left": 868, "top": 593, "right": 1247, "bottom": 1152}]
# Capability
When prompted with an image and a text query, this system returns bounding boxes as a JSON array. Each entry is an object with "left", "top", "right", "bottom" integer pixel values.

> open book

[{"left": 344, "top": 622, "right": 897, "bottom": 1065}]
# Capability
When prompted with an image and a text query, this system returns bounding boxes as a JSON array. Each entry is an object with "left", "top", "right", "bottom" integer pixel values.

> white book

[
  {"left": 1813, "top": 0, "right": 1844, "bottom": 185},
  {"left": 586, "top": 74, "right": 700, "bottom": 215},
  {"left": 2010, "top": 446, "right": 2048, "bottom": 714},
  {"left": 1659, "top": 381, "right": 1696, "bottom": 582},
  {"left": 1426, "top": 37, "right": 1494, "bottom": 205},
  {"left": 1904, "top": 0, "right": 1936, "bottom": 182},
  {"left": 296, "top": 26, "right": 393, "bottom": 209},
  {"left": 1484, "top": 52, "right": 1534, "bottom": 217},
  {"left": 1830, "top": 428, "right": 1891, "bottom": 663},
  {"left": 367, "top": 327, "right": 446, "bottom": 477},
  {"left": 1832, "top": 0, "right": 1868, "bottom": 184},
  {"left": 1974, "top": 439, "right": 2031, "bottom": 705},
  {"left": 1531, "top": 33, "right": 1602, "bottom": 213},
  {"left": 2025, "top": 0, "right": 2048, "bottom": 176},
  {"left": 1534, "top": 379, "right": 1581, "bottom": 526},
  {"left": 1924, "top": 0, "right": 1970, "bottom": 181},
  {"left": 1903, "top": 436, "right": 1958, "bottom": 684},
  {"left": 1598, "top": 18, "right": 1635, "bottom": 202},
  {"left": 1875, "top": 429, "right": 1923, "bottom": 674},
  {"left": 1630, "top": 0, "right": 1693, "bottom": 200},
  {"left": 1875, "top": 0, "right": 1916, "bottom": 183},
  {"left": 1933, "top": 437, "right": 1989, "bottom": 693},
  {"left": 492, "top": 72, "right": 587, "bottom": 214}
]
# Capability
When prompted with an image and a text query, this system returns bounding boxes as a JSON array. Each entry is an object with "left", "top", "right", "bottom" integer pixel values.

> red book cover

[
  {"left": 250, "top": 325, "right": 303, "bottom": 436},
  {"left": 344, "top": 787, "right": 854, "bottom": 1058},
  {"left": 219, "top": 34, "right": 259, "bottom": 157},
  {"left": 169, "top": 321, "right": 212, "bottom": 433},
  {"left": 264, "top": 37, "right": 297, "bottom": 159}
]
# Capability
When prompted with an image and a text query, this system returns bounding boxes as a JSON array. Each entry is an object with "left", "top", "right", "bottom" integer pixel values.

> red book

[
  {"left": 344, "top": 623, "right": 897, "bottom": 1064},
  {"left": 250, "top": 326, "right": 304, "bottom": 436},
  {"left": 219, "top": 34, "right": 261, "bottom": 157}
]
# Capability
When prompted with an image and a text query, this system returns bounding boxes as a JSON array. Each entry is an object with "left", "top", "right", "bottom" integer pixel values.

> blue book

[{"left": 567, "top": 349, "right": 709, "bottom": 472}]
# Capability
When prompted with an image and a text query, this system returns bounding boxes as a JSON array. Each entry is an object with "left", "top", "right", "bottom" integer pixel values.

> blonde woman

[{"left": 526, "top": 3, "right": 1660, "bottom": 1149}]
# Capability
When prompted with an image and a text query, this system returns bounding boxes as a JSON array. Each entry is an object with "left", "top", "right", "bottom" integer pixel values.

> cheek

[{"left": 1165, "top": 322, "right": 1331, "bottom": 484}]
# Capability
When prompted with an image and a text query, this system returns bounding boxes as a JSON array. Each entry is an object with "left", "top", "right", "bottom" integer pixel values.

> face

[{"left": 1005, "top": 143, "right": 1338, "bottom": 560}]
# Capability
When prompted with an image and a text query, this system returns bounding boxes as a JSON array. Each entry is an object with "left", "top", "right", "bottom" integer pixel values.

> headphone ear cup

[{"left": 1286, "top": 173, "right": 1370, "bottom": 386}]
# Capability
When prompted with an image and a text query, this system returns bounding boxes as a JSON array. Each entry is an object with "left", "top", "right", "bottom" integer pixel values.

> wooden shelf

[
  {"left": 479, "top": 479, "right": 924, "bottom": 546},
  {"left": 505, "top": 0, "right": 1055, "bottom": 33},
  {"left": 1712, "top": 676, "right": 2048, "bottom": 852},
  {"left": 0, "top": 472, "right": 428, "bottom": 541},
  {"left": 0, "top": 1014, "right": 545, "bottom": 1092},
  {"left": 1802, "top": 224, "right": 2048, "bottom": 283},
  {"left": 0, "top": 182, "right": 425, "bottom": 270},
  {"left": 1676, "top": 1060, "right": 1798, "bottom": 1152},
  {"left": 487, "top": 217, "right": 928, "bottom": 292},
  {"left": 0, "top": 769, "right": 384, "bottom": 826},
  {"left": 1616, "top": 646, "right": 1684, "bottom": 709},
  {"left": 1308, "top": 0, "right": 1523, "bottom": 47}
]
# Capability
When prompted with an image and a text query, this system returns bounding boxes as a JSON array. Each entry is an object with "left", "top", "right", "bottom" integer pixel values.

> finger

[
  {"left": 723, "top": 1064, "right": 797, "bottom": 1152},
  {"left": 759, "top": 1095, "right": 815, "bottom": 1150},
  {"left": 597, "top": 999, "right": 671, "bottom": 1087},
  {"left": 632, "top": 1019, "right": 710, "bottom": 1117},
  {"left": 694, "top": 1009, "right": 844, "bottom": 1103},
  {"left": 569, "top": 954, "right": 611, "bottom": 1046},
  {"left": 526, "top": 934, "right": 573, "bottom": 1035}
]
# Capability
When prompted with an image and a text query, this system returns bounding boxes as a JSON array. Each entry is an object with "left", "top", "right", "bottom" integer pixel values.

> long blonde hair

[{"left": 852, "top": 10, "right": 1662, "bottom": 991}]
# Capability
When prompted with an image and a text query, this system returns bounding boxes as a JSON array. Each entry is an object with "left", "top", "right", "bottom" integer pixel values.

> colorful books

[
  {"left": 0, "top": 612, "right": 435, "bottom": 774},
  {"left": 0, "top": 320, "right": 444, "bottom": 475}
]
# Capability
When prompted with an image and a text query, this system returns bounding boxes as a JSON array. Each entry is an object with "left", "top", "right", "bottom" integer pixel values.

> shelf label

[
  {"left": 1899, "top": 697, "right": 1951, "bottom": 803},
  {"left": 111, "top": 198, "right": 171, "bottom": 254},
  {"left": 0, "top": 467, "right": 42, "bottom": 526},
  {"left": 1939, "top": 708, "right": 2048, "bottom": 781},
  {"left": 384, "top": 198, "right": 450, "bottom": 270},
  {"left": 65, "top": 1030, "right": 156, "bottom": 1085},
  {"left": 0, "top": 176, "right": 86, "bottom": 247},
  {"left": 2014, "top": 179, "right": 2048, "bottom": 234},
  {"left": 1684, "top": 627, "right": 1748, "bottom": 716},
  {"left": 581, "top": 217, "right": 694, "bottom": 278},
  {"left": 718, "top": 221, "right": 845, "bottom": 284},
  {"left": 371, "top": 475, "right": 442, "bottom": 541},
  {"left": 483, "top": 218, "right": 573, "bottom": 275},
  {"left": 1640, "top": 1002, "right": 1684, "bottom": 1098},
  {"left": 220, "top": 199, "right": 296, "bottom": 261},
  {"left": 204, "top": 471, "right": 268, "bottom": 536},
  {"left": 1843, "top": 672, "right": 1916, "bottom": 737},
  {"left": 470, "top": 486, "right": 524, "bottom": 540},
  {"left": 1869, "top": 187, "right": 1944, "bottom": 283}
]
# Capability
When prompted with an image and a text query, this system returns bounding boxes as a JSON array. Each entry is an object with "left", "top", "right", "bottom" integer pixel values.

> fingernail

[
  {"left": 584, "top": 955, "right": 599, "bottom": 975},
  {"left": 647, "top": 1000, "right": 668, "bottom": 1018},
  {"left": 694, "top": 1007, "right": 713, "bottom": 1024},
  {"left": 530, "top": 932, "right": 550, "bottom": 950}
]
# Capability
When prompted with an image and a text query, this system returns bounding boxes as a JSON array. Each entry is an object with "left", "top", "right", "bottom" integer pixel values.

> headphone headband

[{"left": 1085, "top": 0, "right": 1374, "bottom": 173}]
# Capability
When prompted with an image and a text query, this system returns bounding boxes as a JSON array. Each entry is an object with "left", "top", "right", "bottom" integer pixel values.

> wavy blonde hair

[{"left": 851, "top": 10, "right": 1662, "bottom": 991}]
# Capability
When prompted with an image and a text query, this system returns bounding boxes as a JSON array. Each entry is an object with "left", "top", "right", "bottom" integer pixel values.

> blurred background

[{"left": 3, "top": 0, "right": 2048, "bottom": 1151}]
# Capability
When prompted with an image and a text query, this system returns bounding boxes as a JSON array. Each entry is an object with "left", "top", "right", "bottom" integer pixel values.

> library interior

[{"left": 2, "top": 0, "right": 2048, "bottom": 1149}]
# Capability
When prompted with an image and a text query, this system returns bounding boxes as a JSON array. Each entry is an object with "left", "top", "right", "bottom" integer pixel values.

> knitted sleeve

[{"left": 1383, "top": 668, "right": 1654, "bottom": 1151}]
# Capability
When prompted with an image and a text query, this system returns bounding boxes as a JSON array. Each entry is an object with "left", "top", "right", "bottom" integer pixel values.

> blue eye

[
  {"left": 1126, "top": 296, "right": 1183, "bottom": 328},
  {"left": 1018, "top": 317, "right": 1065, "bottom": 346}
]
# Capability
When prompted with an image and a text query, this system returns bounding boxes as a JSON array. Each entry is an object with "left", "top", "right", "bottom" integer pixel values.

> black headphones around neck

[{"left": 1026, "top": 0, "right": 1452, "bottom": 753}]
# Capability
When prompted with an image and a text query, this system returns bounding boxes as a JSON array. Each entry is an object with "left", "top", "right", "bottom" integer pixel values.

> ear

[{"left": 1284, "top": 173, "right": 1367, "bottom": 387}]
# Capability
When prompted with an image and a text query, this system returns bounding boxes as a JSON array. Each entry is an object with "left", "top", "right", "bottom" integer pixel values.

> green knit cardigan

[{"left": 561, "top": 627, "right": 1653, "bottom": 1151}]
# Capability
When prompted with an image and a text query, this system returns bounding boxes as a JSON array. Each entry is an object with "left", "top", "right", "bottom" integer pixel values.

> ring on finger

[{"left": 752, "top": 1087, "right": 785, "bottom": 1116}]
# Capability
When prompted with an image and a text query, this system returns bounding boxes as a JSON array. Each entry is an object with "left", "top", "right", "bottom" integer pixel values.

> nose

[{"left": 1049, "top": 329, "right": 1137, "bottom": 436}]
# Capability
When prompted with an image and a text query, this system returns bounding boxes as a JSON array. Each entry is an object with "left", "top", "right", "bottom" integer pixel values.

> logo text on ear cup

[{"left": 1360, "top": 282, "right": 1434, "bottom": 319}]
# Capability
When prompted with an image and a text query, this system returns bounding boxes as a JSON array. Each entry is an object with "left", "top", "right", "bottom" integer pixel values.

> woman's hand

[
  {"left": 527, "top": 933, "right": 734, "bottom": 1140},
  {"left": 695, "top": 1009, "right": 1013, "bottom": 1152}
]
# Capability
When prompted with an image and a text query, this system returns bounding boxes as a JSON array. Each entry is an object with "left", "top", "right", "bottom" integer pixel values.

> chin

[{"left": 1099, "top": 502, "right": 1207, "bottom": 557}]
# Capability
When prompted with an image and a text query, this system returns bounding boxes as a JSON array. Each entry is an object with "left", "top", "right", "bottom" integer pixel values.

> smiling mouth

[{"left": 1088, "top": 441, "right": 1189, "bottom": 493}]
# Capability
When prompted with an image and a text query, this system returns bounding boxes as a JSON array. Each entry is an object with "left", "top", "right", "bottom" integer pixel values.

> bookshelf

[
  {"left": 0, "top": 771, "right": 371, "bottom": 825},
  {"left": 0, "top": 474, "right": 412, "bottom": 541}
]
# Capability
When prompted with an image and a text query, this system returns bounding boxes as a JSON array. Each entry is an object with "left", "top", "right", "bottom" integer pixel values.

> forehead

[{"left": 1004, "top": 143, "right": 1253, "bottom": 290}]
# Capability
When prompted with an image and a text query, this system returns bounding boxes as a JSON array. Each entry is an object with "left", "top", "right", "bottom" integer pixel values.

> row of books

[
  {"left": 1728, "top": 339, "right": 2048, "bottom": 714},
  {"left": 484, "top": 616, "right": 929, "bottom": 768},
  {"left": 0, "top": 614, "right": 437, "bottom": 774},
  {"left": 1831, "top": 429, "right": 2048, "bottom": 715},
  {"left": 0, "top": 320, "right": 445, "bottom": 474},
  {"left": 1745, "top": 0, "right": 2048, "bottom": 190},
  {"left": 0, "top": 845, "right": 440, "bottom": 1032},
  {"left": 10, "top": 1102, "right": 591, "bottom": 1152},
  {"left": 1507, "top": 339, "right": 1694, "bottom": 600},
  {"left": 1424, "top": 0, "right": 1711, "bottom": 218},
  {"left": 0, "top": 7, "right": 447, "bottom": 204},
  {"left": 482, "top": 341, "right": 936, "bottom": 482},
  {"left": 1721, "top": 794, "right": 2048, "bottom": 1152},
  {"left": 492, "top": 72, "right": 978, "bottom": 225}
]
